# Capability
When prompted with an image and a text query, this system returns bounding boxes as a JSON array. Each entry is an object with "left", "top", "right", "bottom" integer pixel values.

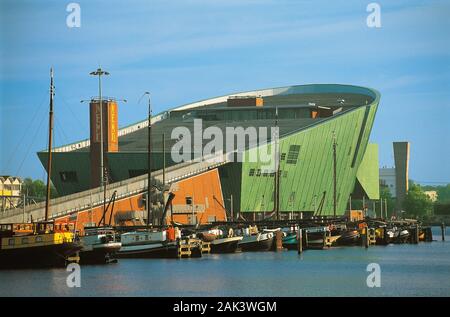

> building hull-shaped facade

[{"left": 37, "top": 84, "right": 380, "bottom": 220}]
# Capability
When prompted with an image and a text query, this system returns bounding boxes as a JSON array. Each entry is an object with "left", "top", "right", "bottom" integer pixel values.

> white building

[
  {"left": 379, "top": 167, "right": 396, "bottom": 197},
  {"left": 0, "top": 176, "right": 23, "bottom": 211}
]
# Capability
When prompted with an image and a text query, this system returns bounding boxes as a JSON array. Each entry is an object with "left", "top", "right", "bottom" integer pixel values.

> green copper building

[{"left": 38, "top": 84, "right": 380, "bottom": 217}]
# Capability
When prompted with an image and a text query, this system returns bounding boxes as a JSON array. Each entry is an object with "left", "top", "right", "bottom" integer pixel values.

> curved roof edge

[{"left": 47, "top": 84, "right": 380, "bottom": 153}]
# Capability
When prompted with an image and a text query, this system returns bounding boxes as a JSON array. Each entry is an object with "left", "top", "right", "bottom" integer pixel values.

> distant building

[
  {"left": 424, "top": 190, "right": 438, "bottom": 202},
  {"left": 0, "top": 176, "right": 23, "bottom": 211},
  {"left": 379, "top": 167, "right": 396, "bottom": 197},
  {"left": 379, "top": 142, "right": 410, "bottom": 211}
]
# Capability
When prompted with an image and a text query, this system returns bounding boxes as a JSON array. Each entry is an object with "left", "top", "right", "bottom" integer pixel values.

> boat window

[
  {"left": 36, "top": 236, "right": 43, "bottom": 243},
  {"left": 8, "top": 239, "right": 14, "bottom": 246},
  {"left": 136, "top": 236, "right": 140, "bottom": 241},
  {"left": 145, "top": 235, "right": 149, "bottom": 240},
  {"left": 22, "top": 238, "right": 28, "bottom": 244}
]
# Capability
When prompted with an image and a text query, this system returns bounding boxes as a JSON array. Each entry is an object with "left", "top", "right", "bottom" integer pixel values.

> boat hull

[
  {"left": 282, "top": 233, "right": 298, "bottom": 250},
  {"left": 117, "top": 241, "right": 178, "bottom": 259},
  {"left": 79, "top": 243, "right": 122, "bottom": 264},
  {"left": 210, "top": 237, "right": 242, "bottom": 254},
  {"left": 239, "top": 237, "right": 273, "bottom": 252},
  {"left": 336, "top": 230, "right": 360, "bottom": 246},
  {"left": 0, "top": 242, "right": 81, "bottom": 269}
]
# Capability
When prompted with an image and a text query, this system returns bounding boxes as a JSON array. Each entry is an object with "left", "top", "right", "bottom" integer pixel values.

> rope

[{"left": 4, "top": 92, "right": 47, "bottom": 173}]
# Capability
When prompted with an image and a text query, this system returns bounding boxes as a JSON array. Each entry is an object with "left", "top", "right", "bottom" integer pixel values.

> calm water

[{"left": 1, "top": 227, "right": 449, "bottom": 297}]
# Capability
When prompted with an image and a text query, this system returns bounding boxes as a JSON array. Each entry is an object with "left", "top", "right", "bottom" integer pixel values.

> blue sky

[{"left": 1, "top": 0, "right": 449, "bottom": 184}]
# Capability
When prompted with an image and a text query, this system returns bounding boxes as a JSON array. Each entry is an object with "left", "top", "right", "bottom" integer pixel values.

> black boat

[
  {"left": 336, "top": 230, "right": 360, "bottom": 246},
  {"left": 210, "top": 236, "right": 243, "bottom": 253},
  {"left": 238, "top": 231, "right": 274, "bottom": 252}
]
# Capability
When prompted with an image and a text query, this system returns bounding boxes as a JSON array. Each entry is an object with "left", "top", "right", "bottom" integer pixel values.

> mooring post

[
  {"left": 361, "top": 227, "right": 365, "bottom": 247},
  {"left": 383, "top": 227, "right": 388, "bottom": 245},
  {"left": 322, "top": 229, "right": 326, "bottom": 249},
  {"left": 426, "top": 227, "right": 433, "bottom": 242},
  {"left": 441, "top": 222, "right": 446, "bottom": 241},
  {"left": 365, "top": 228, "right": 369, "bottom": 248},
  {"left": 297, "top": 229, "right": 303, "bottom": 254},
  {"left": 414, "top": 224, "right": 419, "bottom": 244},
  {"left": 361, "top": 226, "right": 368, "bottom": 248},
  {"left": 304, "top": 230, "right": 309, "bottom": 249},
  {"left": 275, "top": 230, "right": 283, "bottom": 251}
]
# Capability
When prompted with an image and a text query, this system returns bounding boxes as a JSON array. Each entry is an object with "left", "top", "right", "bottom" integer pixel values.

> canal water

[{"left": 1, "top": 227, "right": 449, "bottom": 297}]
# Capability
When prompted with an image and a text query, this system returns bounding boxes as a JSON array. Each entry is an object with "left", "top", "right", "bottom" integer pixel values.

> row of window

[
  {"left": 8, "top": 236, "right": 43, "bottom": 246},
  {"left": 248, "top": 169, "right": 289, "bottom": 178},
  {"left": 135, "top": 235, "right": 149, "bottom": 242}
]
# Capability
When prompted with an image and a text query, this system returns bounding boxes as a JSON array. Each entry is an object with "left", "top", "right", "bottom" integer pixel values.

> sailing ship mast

[
  {"left": 44, "top": 68, "right": 55, "bottom": 223},
  {"left": 147, "top": 93, "right": 152, "bottom": 226}
]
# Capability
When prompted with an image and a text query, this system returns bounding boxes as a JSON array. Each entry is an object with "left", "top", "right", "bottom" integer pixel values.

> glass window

[
  {"left": 59, "top": 171, "right": 78, "bottom": 183},
  {"left": 286, "top": 145, "right": 301, "bottom": 164}
]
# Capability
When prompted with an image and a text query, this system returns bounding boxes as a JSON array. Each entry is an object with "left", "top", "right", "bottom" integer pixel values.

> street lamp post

[
  {"left": 89, "top": 67, "right": 109, "bottom": 193},
  {"left": 140, "top": 92, "right": 152, "bottom": 226}
]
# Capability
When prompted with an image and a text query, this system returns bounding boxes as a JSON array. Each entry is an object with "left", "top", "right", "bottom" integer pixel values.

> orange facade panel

[
  {"left": 55, "top": 168, "right": 226, "bottom": 233},
  {"left": 167, "top": 168, "right": 227, "bottom": 225},
  {"left": 89, "top": 100, "right": 118, "bottom": 152}
]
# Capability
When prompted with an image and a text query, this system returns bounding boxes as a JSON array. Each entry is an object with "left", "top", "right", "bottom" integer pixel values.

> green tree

[
  {"left": 404, "top": 183, "right": 433, "bottom": 218},
  {"left": 22, "top": 177, "right": 58, "bottom": 200}
]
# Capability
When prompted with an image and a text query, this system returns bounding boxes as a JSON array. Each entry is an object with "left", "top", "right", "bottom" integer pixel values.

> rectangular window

[
  {"left": 280, "top": 153, "right": 286, "bottom": 161},
  {"left": 256, "top": 169, "right": 261, "bottom": 177},
  {"left": 289, "top": 192, "right": 296, "bottom": 202},
  {"left": 59, "top": 171, "right": 78, "bottom": 183},
  {"left": 249, "top": 168, "right": 256, "bottom": 176},
  {"left": 286, "top": 145, "right": 301, "bottom": 164},
  {"left": 186, "top": 197, "right": 193, "bottom": 205}
]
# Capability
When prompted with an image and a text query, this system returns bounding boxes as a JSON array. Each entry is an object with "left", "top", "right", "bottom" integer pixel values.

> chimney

[{"left": 89, "top": 98, "right": 118, "bottom": 188}]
